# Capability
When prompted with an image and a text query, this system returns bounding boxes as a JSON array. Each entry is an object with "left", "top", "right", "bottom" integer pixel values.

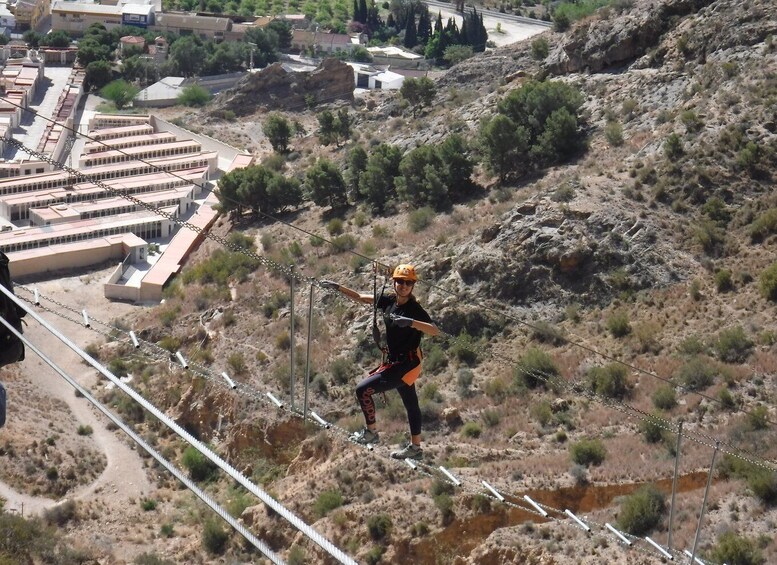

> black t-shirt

[{"left": 377, "top": 294, "right": 433, "bottom": 355}]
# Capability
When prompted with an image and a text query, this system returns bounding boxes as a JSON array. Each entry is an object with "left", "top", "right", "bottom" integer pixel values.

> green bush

[
  {"left": 586, "top": 363, "right": 629, "bottom": 399},
  {"left": 482, "top": 408, "right": 501, "bottom": 428},
  {"left": 177, "top": 84, "right": 211, "bottom": 107},
  {"left": 678, "top": 335, "right": 707, "bottom": 356},
  {"left": 531, "top": 37, "right": 549, "bottom": 60},
  {"left": 314, "top": 490, "right": 343, "bottom": 518},
  {"left": 77, "top": 424, "right": 93, "bottom": 436},
  {"left": 141, "top": 498, "right": 157, "bottom": 511},
  {"left": 514, "top": 347, "right": 559, "bottom": 389},
  {"left": 261, "top": 290, "right": 289, "bottom": 318},
  {"left": 100, "top": 79, "right": 139, "bottom": 109},
  {"left": 227, "top": 352, "right": 247, "bottom": 374},
  {"left": 718, "top": 455, "right": 777, "bottom": 507},
  {"left": 469, "top": 494, "right": 492, "bottom": 513},
  {"left": 181, "top": 446, "right": 218, "bottom": 482},
  {"left": 326, "top": 218, "right": 344, "bottom": 235},
  {"left": 530, "top": 400, "right": 553, "bottom": 427},
  {"left": 365, "top": 546, "right": 385, "bottom": 565},
  {"left": 676, "top": 357, "right": 716, "bottom": 390},
  {"left": 288, "top": 545, "right": 306, "bottom": 565},
  {"left": 457, "top": 368, "right": 474, "bottom": 398},
  {"left": 433, "top": 493, "right": 454, "bottom": 525},
  {"left": 748, "top": 208, "right": 777, "bottom": 242},
  {"left": 718, "top": 387, "right": 736, "bottom": 410},
  {"left": 329, "top": 234, "right": 357, "bottom": 253},
  {"left": 695, "top": 219, "right": 726, "bottom": 255},
  {"left": 329, "top": 357, "right": 353, "bottom": 385},
  {"left": 135, "top": 552, "right": 175, "bottom": 565},
  {"left": 604, "top": 120, "right": 624, "bottom": 146},
  {"left": 202, "top": 518, "right": 228, "bottom": 555},
  {"left": 664, "top": 132, "right": 683, "bottom": 159},
  {"left": 182, "top": 247, "right": 261, "bottom": 287},
  {"left": 461, "top": 421, "right": 482, "bottom": 438},
  {"left": 484, "top": 377, "right": 509, "bottom": 402},
  {"left": 606, "top": 310, "right": 631, "bottom": 337},
  {"left": 715, "top": 326, "right": 753, "bottom": 363},
  {"left": 639, "top": 415, "right": 666, "bottom": 444},
  {"left": 760, "top": 262, "right": 777, "bottom": 301},
  {"left": 616, "top": 485, "right": 665, "bottom": 535},
  {"left": 531, "top": 320, "right": 566, "bottom": 345},
  {"left": 652, "top": 385, "right": 677, "bottom": 410},
  {"left": 747, "top": 405, "right": 769, "bottom": 431},
  {"left": 43, "top": 499, "right": 77, "bottom": 526},
  {"left": 715, "top": 269, "right": 733, "bottom": 292},
  {"left": 551, "top": 183, "right": 575, "bottom": 203},
  {"left": 680, "top": 110, "right": 703, "bottom": 132},
  {"left": 570, "top": 438, "right": 606, "bottom": 467},
  {"left": 407, "top": 206, "right": 435, "bottom": 232},
  {"left": 423, "top": 343, "right": 448, "bottom": 373},
  {"left": 366, "top": 513, "right": 392, "bottom": 540},
  {"left": 748, "top": 468, "right": 777, "bottom": 505},
  {"left": 709, "top": 532, "right": 765, "bottom": 565},
  {"left": 449, "top": 332, "right": 479, "bottom": 365}
]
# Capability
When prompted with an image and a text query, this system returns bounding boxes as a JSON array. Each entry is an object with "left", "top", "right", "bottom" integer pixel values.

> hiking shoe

[
  {"left": 390, "top": 443, "right": 423, "bottom": 461},
  {"left": 351, "top": 427, "right": 380, "bottom": 445}
]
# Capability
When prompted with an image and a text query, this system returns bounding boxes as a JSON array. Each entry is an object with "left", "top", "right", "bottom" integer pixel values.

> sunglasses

[{"left": 394, "top": 279, "right": 414, "bottom": 286}]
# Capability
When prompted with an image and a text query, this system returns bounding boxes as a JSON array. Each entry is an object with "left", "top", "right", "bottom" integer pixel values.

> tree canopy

[
  {"left": 263, "top": 113, "right": 292, "bottom": 153},
  {"left": 305, "top": 159, "right": 348, "bottom": 209},
  {"left": 217, "top": 165, "right": 302, "bottom": 216}
]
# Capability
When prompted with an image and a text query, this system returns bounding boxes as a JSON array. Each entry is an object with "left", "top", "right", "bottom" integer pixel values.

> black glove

[
  {"left": 391, "top": 315, "right": 414, "bottom": 328},
  {"left": 320, "top": 280, "right": 340, "bottom": 291}
]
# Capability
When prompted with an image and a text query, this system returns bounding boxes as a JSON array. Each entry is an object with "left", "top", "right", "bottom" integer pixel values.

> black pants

[
  {"left": 0, "top": 382, "right": 6, "bottom": 428},
  {"left": 355, "top": 359, "right": 422, "bottom": 436}
]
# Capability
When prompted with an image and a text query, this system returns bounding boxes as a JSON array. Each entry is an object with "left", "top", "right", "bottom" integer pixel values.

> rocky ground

[{"left": 2, "top": 0, "right": 777, "bottom": 563}]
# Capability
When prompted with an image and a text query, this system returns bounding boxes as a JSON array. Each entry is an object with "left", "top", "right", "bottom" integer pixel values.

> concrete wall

[{"left": 9, "top": 238, "right": 126, "bottom": 278}]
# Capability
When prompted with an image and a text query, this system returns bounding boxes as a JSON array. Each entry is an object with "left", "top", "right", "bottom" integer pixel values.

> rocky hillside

[{"left": 3, "top": 0, "right": 777, "bottom": 563}]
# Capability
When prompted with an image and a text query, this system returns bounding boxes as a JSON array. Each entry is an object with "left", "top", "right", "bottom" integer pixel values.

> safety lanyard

[{"left": 372, "top": 263, "right": 387, "bottom": 360}]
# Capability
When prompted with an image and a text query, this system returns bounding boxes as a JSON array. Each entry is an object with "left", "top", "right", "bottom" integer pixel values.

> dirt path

[{"left": 0, "top": 267, "right": 153, "bottom": 517}]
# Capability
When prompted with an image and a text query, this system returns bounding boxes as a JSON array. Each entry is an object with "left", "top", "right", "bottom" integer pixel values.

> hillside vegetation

[{"left": 3, "top": 0, "right": 777, "bottom": 563}]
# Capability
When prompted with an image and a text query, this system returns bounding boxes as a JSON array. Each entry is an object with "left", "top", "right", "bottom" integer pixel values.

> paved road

[
  {"left": 424, "top": 0, "right": 550, "bottom": 47},
  {"left": 4, "top": 66, "right": 74, "bottom": 162}
]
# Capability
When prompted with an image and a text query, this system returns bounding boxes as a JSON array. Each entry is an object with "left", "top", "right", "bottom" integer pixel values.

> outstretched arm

[
  {"left": 320, "top": 280, "right": 373, "bottom": 304},
  {"left": 412, "top": 319, "right": 439, "bottom": 337},
  {"left": 391, "top": 315, "right": 440, "bottom": 337}
]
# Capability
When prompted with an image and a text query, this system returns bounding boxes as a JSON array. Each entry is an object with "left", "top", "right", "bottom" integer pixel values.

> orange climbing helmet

[{"left": 392, "top": 264, "right": 417, "bottom": 282}]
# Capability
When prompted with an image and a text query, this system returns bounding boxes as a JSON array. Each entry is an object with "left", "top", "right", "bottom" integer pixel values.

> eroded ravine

[{"left": 401, "top": 471, "right": 711, "bottom": 563}]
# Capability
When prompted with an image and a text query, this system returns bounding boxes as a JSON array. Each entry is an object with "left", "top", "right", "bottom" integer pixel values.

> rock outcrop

[{"left": 212, "top": 58, "right": 354, "bottom": 116}]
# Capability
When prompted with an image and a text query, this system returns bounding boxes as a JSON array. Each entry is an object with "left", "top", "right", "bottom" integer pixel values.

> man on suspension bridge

[{"left": 322, "top": 264, "right": 439, "bottom": 460}]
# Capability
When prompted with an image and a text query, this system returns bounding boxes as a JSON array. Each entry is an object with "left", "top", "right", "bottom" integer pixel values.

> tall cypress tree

[
  {"left": 367, "top": 0, "right": 381, "bottom": 28},
  {"left": 353, "top": 0, "right": 359, "bottom": 22},
  {"left": 359, "top": 0, "right": 368, "bottom": 24},
  {"left": 417, "top": 9, "right": 431, "bottom": 45},
  {"left": 404, "top": 6, "right": 417, "bottom": 48},
  {"left": 434, "top": 12, "right": 443, "bottom": 34}
]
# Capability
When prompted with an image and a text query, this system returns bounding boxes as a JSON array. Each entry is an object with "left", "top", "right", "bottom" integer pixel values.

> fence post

[
  {"left": 668, "top": 419, "right": 683, "bottom": 551},
  {"left": 690, "top": 440, "right": 719, "bottom": 564},
  {"left": 303, "top": 284, "right": 314, "bottom": 424},
  {"left": 289, "top": 274, "right": 295, "bottom": 411}
]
